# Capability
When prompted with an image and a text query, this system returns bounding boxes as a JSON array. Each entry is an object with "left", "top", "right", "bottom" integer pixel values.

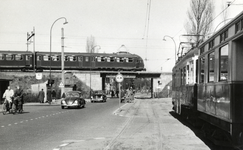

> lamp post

[
  {"left": 49, "top": 17, "right": 68, "bottom": 101},
  {"left": 89, "top": 45, "right": 101, "bottom": 99},
  {"left": 163, "top": 35, "right": 177, "bottom": 64}
]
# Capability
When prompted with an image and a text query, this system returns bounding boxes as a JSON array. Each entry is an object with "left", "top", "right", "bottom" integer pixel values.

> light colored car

[
  {"left": 91, "top": 90, "right": 107, "bottom": 103},
  {"left": 61, "top": 91, "right": 86, "bottom": 109}
]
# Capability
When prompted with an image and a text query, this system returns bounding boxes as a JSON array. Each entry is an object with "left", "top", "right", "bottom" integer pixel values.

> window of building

[
  {"left": 199, "top": 56, "right": 205, "bottom": 83},
  {"left": 208, "top": 52, "right": 215, "bottom": 82},
  {"left": 219, "top": 45, "right": 228, "bottom": 81}
]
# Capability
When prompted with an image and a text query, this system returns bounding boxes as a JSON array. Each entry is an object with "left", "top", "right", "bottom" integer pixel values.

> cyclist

[
  {"left": 2, "top": 86, "right": 14, "bottom": 111},
  {"left": 13, "top": 85, "right": 24, "bottom": 113}
]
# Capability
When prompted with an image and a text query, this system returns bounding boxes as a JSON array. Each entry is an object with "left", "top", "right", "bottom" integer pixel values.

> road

[
  {"left": 0, "top": 95, "right": 231, "bottom": 150},
  {"left": 0, "top": 98, "right": 127, "bottom": 150}
]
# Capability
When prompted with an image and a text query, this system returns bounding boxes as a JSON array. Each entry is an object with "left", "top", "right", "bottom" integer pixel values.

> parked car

[
  {"left": 61, "top": 91, "right": 86, "bottom": 109},
  {"left": 91, "top": 90, "right": 107, "bottom": 103}
]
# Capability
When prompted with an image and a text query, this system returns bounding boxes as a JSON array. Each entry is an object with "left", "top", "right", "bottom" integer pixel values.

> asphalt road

[{"left": 0, "top": 98, "right": 127, "bottom": 150}]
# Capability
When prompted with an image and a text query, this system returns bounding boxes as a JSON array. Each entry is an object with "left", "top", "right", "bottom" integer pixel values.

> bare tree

[
  {"left": 86, "top": 35, "right": 96, "bottom": 53},
  {"left": 184, "top": 0, "right": 214, "bottom": 46}
]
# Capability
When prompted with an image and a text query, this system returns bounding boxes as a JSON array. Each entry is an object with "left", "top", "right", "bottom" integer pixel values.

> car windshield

[{"left": 66, "top": 92, "right": 80, "bottom": 98}]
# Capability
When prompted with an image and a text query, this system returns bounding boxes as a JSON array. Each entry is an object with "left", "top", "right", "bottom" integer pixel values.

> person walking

[
  {"left": 38, "top": 89, "right": 45, "bottom": 103},
  {"left": 14, "top": 85, "right": 24, "bottom": 111},
  {"left": 51, "top": 89, "right": 56, "bottom": 102}
]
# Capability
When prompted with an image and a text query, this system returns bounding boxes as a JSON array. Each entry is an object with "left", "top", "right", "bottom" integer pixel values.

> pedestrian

[
  {"left": 51, "top": 89, "right": 56, "bottom": 102},
  {"left": 14, "top": 85, "right": 24, "bottom": 111},
  {"left": 47, "top": 88, "right": 52, "bottom": 104},
  {"left": 2, "top": 86, "right": 14, "bottom": 109},
  {"left": 73, "top": 84, "right": 77, "bottom": 91},
  {"left": 38, "top": 89, "right": 45, "bottom": 103}
]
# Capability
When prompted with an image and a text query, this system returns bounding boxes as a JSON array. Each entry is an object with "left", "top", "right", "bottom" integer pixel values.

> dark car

[
  {"left": 91, "top": 90, "right": 107, "bottom": 103},
  {"left": 61, "top": 91, "right": 86, "bottom": 109}
]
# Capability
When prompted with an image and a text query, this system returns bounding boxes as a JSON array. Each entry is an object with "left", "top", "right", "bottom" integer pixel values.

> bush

[{"left": 24, "top": 93, "right": 39, "bottom": 103}]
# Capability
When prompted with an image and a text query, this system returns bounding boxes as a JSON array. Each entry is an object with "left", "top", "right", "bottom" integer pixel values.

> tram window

[
  {"left": 208, "top": 52, "right": 215, "bottom": 82},
  {"left": 199, "top": 57, "right": 205, "bottom": 83},
  {"left": 209, "top": 40, "right": 214, "bottom": 49},
  {"left": 235, "top": 21, "right": 241, "bottom": 33},
  {"left": 219, "top": 45, "right": 228, "bottom": 81},
  {"left": 200, "top": 46, "right": 205, "bottom": 54},
  {"left": 120, "top": 58, "right": 124, "bottom": 63},
  {"left": 69, "top": 56, "right": 74, "bottom": 61},
  {"left": 15, "top": 54, "right": 23, "bottom": 60},
  {"left": 116, "top": 57, "right": 120, "bottom": 62},
  {"left": 56, "top": 56, "right": 60, "bottom": 61}
]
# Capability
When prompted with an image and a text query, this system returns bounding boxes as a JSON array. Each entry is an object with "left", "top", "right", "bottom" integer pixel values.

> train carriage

[
  {"left": 0, "top": 51, "right": 33, "bottom": 71},
  {"left": 172, "top": 11, "right": 243, "bottom": 148}
]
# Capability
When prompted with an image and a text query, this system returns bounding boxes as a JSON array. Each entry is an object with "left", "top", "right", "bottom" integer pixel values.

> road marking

[
  {"left": 14, "top": 123, "right": 18, "bottom": 124},
  {"left": 1, "top": 126, "right": 4, "bottom": 128}
]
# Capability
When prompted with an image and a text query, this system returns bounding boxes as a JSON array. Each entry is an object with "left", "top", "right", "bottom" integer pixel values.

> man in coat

[{"left": 38, "top": 89, "right": 45, "bottom": 103}]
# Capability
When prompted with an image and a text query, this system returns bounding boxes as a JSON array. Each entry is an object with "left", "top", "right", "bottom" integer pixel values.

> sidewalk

[{"left": 59, "top": 98, "right": 211, "bottom": 150}]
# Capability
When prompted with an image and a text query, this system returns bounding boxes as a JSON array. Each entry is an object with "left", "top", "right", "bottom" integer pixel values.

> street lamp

[
  {"left": 49, "top": 17, "right": 68, "bottom": 101},
  {"left": 89, "top": 45, "right": 101, "bottom": 98},
  {"left": 163, "top": 35, "right": 177, "bottom": 64},
  {"left": 49, "top": 17, "right": 68, "bottom": 80}
]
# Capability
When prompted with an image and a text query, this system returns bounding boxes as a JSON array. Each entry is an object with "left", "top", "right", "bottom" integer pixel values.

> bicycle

[{"left": 2, "top": 99, "right": 11, "bottom": 115}]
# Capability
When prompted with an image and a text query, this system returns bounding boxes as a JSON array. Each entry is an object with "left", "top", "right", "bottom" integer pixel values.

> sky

[{"left": 0, "top": 0, "right": 243, "bottom": 72}]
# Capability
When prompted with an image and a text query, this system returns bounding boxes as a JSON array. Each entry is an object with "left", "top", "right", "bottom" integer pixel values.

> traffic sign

[
  {"left": 35, "top": 73, "right": 42, "bottom": 80},
  {"left": 115, "top": 73, "right": 124, "bottom": 83},
  {"left": 59, "top": 82, "right": 64, "bottom": 88}
]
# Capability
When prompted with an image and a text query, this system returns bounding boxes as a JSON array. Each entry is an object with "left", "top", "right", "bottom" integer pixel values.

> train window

[
  {"left": 219, "top": 45, "right": 228, "bottom": 81},
  {"left": 15, "top": 54, "right": 23, "bottom": 60},
  {"left": 208, "top": 52, "right": 215, "bottom": 82},
  {"left": 0, "top": 54, "right": 4, "bottom": 60},
  {"left": 53, "top": 56, "right": 58, "bottom": 61},
  {"left": 65, "top": 56, "right": 69, "bottom": 61},
  {"left": 37, "top": 55, "right": 41, "bottom": 61},
  {"left": 6, "top": 54, "right": 13, "bottom": 60},
  {"left": 44, "top": 55, "right": 49, "bottom": 61},
  {"left": 199, "top": 57, "right": 205, "bottom": 83},
  {"left": 107, "top": 57, "right": 110, "bottom": 62},
  {"left": 85, "top": 57, "right": 89, "bottom": 62},
  {"left": 78, "top": 56, "right": 83, "bottom": 62},
  {"left": 69, "top": 56, "right": 74, "bottom": 61},
  {"left": 116, "top": 57, "right": 120, "bottom": 62},
  {"left": 120, "top": 58, "right": 124, "bottom": 63},
  {"left": 110, "top": 57, "right": 115, "bottom": 62},
  {"left": 97, "top": 57, "right": 101, "bottom": 62},
  {"left": 101, "top": 57, "right": 105, "bottom": 62}
]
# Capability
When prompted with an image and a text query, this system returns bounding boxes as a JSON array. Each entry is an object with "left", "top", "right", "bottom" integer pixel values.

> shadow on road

[{"left": 169, "top": 111, "right": 236, "bottom": 150}]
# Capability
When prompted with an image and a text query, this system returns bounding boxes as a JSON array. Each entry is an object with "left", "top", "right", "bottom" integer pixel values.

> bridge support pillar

[{"left": 151, "top": 78, "right": 154, "bottom": 98}]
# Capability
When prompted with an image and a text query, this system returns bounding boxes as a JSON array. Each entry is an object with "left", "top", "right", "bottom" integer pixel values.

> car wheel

[{"left": 61, "top": 106, "right": 64, "bottom": 109}]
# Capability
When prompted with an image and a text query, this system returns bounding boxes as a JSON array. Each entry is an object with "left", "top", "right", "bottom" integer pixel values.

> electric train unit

[{"left": 0, "top": 51, "right": 145, "bottom": 72}]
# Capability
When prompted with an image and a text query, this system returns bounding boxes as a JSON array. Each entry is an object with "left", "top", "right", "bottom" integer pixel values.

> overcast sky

[{"left": 0, "top": 0, "right": 243, "bottom": 72}]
